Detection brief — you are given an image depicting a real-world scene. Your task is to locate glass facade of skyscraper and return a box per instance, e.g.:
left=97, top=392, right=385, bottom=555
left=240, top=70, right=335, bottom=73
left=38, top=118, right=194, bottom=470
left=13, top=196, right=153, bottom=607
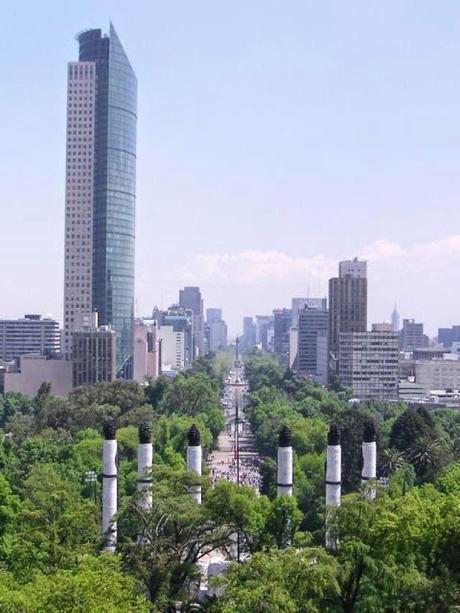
left=78, top=25, right=137, bottom=375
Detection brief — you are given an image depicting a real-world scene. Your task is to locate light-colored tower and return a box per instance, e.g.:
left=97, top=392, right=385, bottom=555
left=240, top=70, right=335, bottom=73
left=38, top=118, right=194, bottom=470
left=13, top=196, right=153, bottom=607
left=102, top=418, right=118, bottom=551
left=186, top=425, right=202, bottom=504
left=63, top=26, right=137, bottom=375
left=137, top=422, right=153, bottom=510
left=361, top=421, right=377, bottom=500
left=325, top=423, right=341, bottom=549
left=63, top=60, right=96, bottom=358
left=277, top=426, right=293, bottom=496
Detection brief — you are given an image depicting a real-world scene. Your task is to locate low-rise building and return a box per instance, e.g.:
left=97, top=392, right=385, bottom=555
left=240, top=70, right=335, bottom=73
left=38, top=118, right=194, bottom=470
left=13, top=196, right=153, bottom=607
left=0, top=314, right=60, bottom=361
left=1, top=355, right=72, bottom=397
left=415, top=359, right=460, bottom=392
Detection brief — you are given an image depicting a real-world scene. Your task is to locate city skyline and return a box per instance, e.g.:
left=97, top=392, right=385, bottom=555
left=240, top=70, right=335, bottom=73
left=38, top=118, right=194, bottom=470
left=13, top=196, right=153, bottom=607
left=3, top=2, right=460, bottom=335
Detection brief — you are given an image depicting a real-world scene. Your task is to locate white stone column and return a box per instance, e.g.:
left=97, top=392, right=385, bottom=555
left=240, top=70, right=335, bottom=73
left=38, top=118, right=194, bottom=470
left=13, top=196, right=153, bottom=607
left=325, top=423, right=341, bottom=549
left=187, top=425, right=202, bottom=504
left=362, top=421, right=377, bottom=501
left=102, top=419, right=117, bottom=552
left=137, top=422, right=153, bottom=510
left=277, top=426, right=293, bottom=496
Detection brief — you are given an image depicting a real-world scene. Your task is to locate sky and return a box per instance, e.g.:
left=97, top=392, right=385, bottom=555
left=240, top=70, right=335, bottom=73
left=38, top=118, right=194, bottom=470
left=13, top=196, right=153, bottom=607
left=2, top=1, right=460, bottom=336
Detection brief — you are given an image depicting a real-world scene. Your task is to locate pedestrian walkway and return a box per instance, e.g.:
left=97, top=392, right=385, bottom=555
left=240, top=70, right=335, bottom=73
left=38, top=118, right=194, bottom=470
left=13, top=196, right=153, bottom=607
left=208, top=367, right=261, bottom=491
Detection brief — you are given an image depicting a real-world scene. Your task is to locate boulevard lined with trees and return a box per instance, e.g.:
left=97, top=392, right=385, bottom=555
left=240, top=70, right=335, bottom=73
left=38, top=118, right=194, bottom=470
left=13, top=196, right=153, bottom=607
left=0, top=351, right=459, bottom=610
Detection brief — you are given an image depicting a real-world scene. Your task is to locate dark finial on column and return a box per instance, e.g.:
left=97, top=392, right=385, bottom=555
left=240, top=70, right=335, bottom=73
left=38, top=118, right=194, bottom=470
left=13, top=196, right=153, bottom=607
left=188, top=424, right=201, bottom=446
left=139, top=422, right=152, bottom=444
left=103, top=417, right=116, bottom=440
left=363, top=420, right=376, bottom=443
left=279, top=425, right=292, bottom=447
left=327, top=423, right=341, bottom=446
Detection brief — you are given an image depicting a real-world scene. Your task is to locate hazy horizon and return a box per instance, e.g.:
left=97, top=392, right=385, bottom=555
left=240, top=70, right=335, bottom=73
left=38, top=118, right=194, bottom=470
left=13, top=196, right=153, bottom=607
left=2, top=1, right=460, bottom=336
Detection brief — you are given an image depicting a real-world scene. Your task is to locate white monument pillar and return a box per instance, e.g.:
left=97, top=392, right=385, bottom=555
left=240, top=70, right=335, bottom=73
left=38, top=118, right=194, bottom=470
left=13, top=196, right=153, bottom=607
left=277, top=426, right=293, bottom=496
left=325, top=423, right=341, bottom=549
left=102, top=418, right=117, bottom=551
left=187, top=425, right=202, bottom=504
left=137, top=422, right=153, bottom=510
left=362, top=421, right=377, bottom=501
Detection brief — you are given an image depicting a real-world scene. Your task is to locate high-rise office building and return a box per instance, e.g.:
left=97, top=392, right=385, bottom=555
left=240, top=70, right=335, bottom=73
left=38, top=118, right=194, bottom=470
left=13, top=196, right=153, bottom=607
left=255, top=315, right=273, bottom=352
left=206, top=308, right=222, bottom=324
left=296, top=305, right=329, bottom=384
left=63, top=25, right=137, bottom=376
left=437, top=325, right=460, bottom=348
left=0, top=315, right=60, bottom=361
left=329, top=258, right=367, bottom=357
left=205, top=309, right=227, bottom=352
left=399, top=319, right=428, bottom=351
left=72, top=326, right=116, bottom=387
left=291, top=297, right=327, bottom=327
left=179, top=287, right=204, bottom=357
left=338, top=325, right=399, bottom=400
left=273, top=309, right=292, bottom=366
left=242, top=316, right=257, bottom=350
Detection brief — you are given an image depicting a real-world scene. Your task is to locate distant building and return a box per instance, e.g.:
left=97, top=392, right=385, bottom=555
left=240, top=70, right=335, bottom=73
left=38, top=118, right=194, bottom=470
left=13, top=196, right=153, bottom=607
left=438, top=325, right=460, bottom=348
left=133, top=319, right=159, bottom=383
left=296, top=305, right=329, bottom=385
left=291, top=297, right=327, bottom=327
left=204, top=309, right=228, bottom=352
left=415, top=359, right=460, bottom=392
left=399, top=319, right=428, bottom=351
left=391, top=305, right=400, bottom=332
left=338, top=327, right=399, bottom=400
left=329, top=258, right=367, bottom=357
left=273, top=309, right=292, bottom=366
left=1, top=355, right=72, bottom=397
left=0, top=315, right=60, bottom=361
left=289, top=328, right=298, bottom=369
left=157, top=325, right=185, bottom=372
left=207, top=320, right=228, bottom=352
left=255, top=316, right=273, bottom=352
left=179, top=287, right=204, bottom=357
left=72, top=325, right=116, bottom=387
left=242, top=317, right=257, bottom=350
left=206, top=309, right=222, bottom=324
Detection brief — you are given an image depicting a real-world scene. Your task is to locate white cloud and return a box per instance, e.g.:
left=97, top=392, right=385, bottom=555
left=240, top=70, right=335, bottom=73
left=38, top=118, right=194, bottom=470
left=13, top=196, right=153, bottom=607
left=182, top=250, right=335, bottom=284
left=182, top=235, right=460, bottom=285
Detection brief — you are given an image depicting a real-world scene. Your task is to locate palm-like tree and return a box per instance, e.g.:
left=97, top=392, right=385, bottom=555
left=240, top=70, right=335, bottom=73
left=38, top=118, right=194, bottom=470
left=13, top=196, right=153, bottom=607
left=406, top=434, right=444, bottom=478
left=379, top=447, right=406, bottom=477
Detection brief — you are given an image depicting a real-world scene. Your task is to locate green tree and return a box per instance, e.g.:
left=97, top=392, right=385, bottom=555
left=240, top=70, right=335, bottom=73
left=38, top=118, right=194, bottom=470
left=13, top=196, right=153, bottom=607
left=0, top=554, right=149, bottom=612
left=211, top=547, right=339, bottom=613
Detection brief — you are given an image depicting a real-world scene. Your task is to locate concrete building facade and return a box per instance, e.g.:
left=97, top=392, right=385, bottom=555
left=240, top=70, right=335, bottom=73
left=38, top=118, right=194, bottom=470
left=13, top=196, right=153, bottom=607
left=179, top=287, right=204, bottom=358
left=296, top=305, right=329, bottom=384
left=329, top=258, right=367, bottom=358
left=338, top=328, right=399, bottom=400
left=0, top=315, right=60, bottom=361
left=1, top=355, right=73, bottom=397
left=72, top=326, right=116, bottom=387
left=415, top=360, right=460, bottom=392
left=399, top=319, right=428, bottom=351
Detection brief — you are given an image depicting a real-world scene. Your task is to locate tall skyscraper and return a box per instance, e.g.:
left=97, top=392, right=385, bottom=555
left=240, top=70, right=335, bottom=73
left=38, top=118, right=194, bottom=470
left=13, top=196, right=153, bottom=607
left=179, top=287, right=204, bottom=357
left=296, top=305, right=329, bottom=384
left=329, top=258, right=367, bottom=358
left=273, top=309, right=292, bottom=366
left=63, top=25, right=137, bottom=376
left=391, top=305, right=400, bottom=332
left=242, top=316, right=257, bottom=350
